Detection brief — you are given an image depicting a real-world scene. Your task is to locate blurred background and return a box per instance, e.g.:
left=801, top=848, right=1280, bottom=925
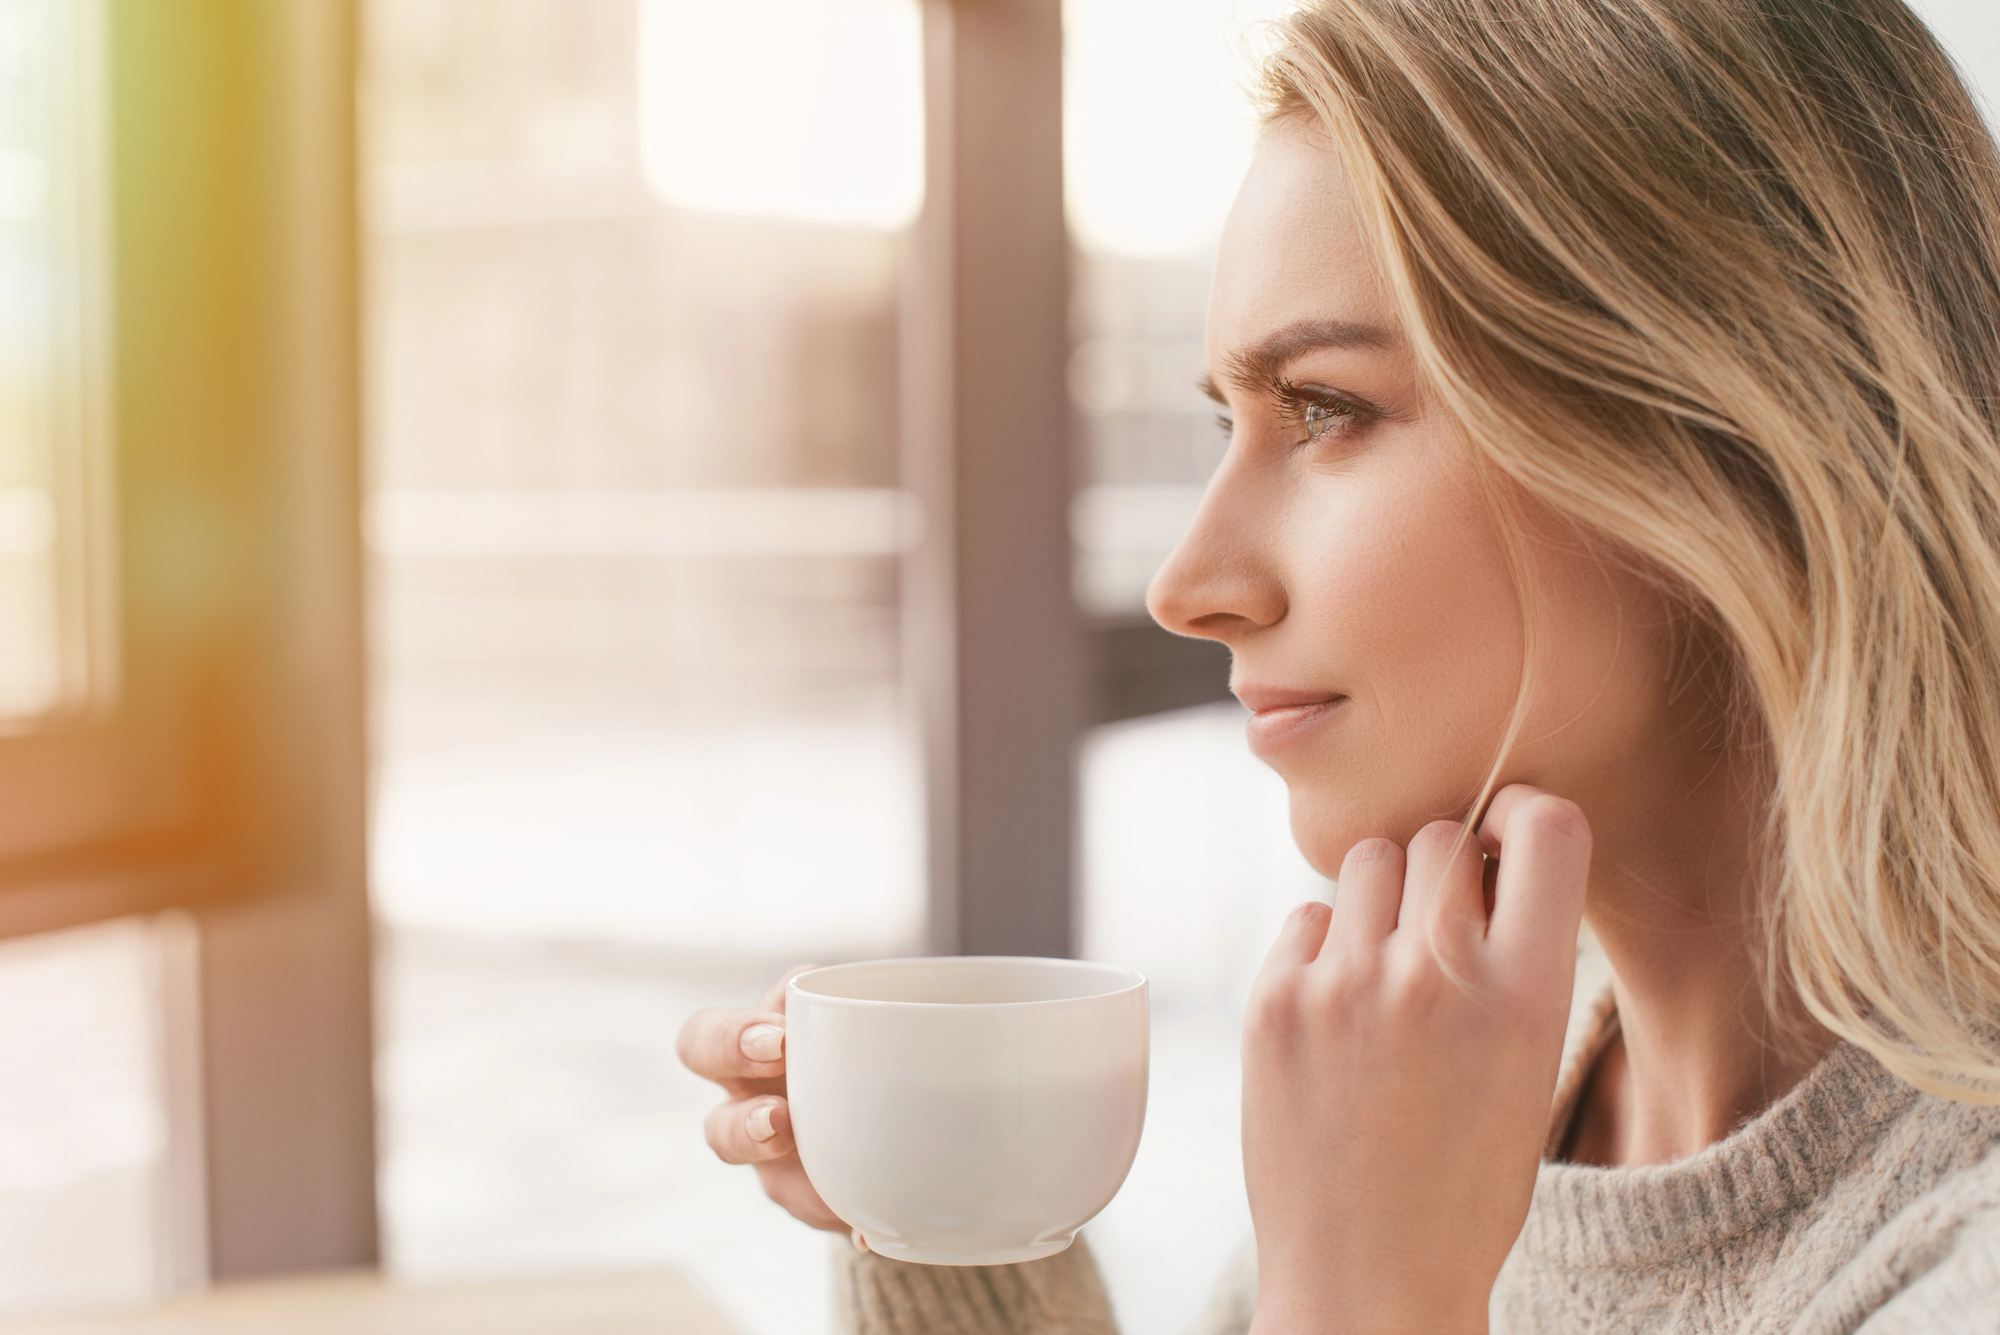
left=0, top=2, right=1997, bottom=1333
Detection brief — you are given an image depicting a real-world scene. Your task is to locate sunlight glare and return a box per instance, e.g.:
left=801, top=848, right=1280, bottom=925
left=1065, top=0, right=1292, bottom=258
left=637, top=0, right=924, bottom=231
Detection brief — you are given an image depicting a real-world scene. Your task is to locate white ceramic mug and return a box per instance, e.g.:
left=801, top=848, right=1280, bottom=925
left=785, top=955, right=1149, bottom=1266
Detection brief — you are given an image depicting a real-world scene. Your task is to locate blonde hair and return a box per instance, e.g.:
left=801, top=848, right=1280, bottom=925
left=1261, top=0, right=2000, bottom=1100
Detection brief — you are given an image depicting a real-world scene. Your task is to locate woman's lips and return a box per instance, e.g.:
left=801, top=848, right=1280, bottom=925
left=1237, top=688, right=1348, bottom=756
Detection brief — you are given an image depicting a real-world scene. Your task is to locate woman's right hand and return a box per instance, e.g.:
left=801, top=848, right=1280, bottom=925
left=676, top=965, right=853, bottom=1237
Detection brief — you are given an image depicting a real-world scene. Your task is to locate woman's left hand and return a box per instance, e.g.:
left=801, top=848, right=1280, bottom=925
left=1242, top=784, right=1592, bottom=1335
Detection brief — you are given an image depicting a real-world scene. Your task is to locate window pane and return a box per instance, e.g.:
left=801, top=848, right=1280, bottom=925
left=637, top=0, right=922, bottom=230
left=1065, top=0, right=1286, bottom=618
left=0, top=917, right=191, bottom=1315
left=363, top=3, right=921, bottom=1331
left=0, top=0, right=112, bottom=724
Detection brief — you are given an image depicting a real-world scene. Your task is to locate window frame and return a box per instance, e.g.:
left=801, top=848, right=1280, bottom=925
left=0, top=0, right=378, bottom=1283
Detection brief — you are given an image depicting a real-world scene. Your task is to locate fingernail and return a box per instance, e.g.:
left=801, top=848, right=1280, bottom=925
left=740, top=1023, right=785, bottom=1062
left=747, top=1102, right=779, bottom=1142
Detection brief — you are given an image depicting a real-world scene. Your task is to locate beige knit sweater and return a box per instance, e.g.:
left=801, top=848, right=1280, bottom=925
left=831, top=951, right=2000, bottom=1334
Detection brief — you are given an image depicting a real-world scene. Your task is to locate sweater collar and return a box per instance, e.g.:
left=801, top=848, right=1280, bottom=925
left=1522, top=1011, right=1915, bottom=1270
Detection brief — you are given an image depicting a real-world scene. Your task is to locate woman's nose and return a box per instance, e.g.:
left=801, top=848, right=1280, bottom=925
left=1145, top=472, right=1287, bottom=643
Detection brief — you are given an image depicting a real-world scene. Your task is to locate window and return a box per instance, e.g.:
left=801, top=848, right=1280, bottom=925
left=0, top=0, right=374, bottom=1308
left=363, top=3, right=922, bottom=1329
left=0, top=0, right=113, bottom=726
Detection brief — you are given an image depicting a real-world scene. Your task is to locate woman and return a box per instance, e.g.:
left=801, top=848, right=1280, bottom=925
left=678, top=0, right=2000, bottom=1329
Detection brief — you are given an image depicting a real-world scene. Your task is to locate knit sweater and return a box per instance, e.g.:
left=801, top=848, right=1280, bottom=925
left=832, top=950, right=2000, bottom=1334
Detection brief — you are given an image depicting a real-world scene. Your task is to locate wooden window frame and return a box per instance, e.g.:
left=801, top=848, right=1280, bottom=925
left=0, top=0, right=376, bottom=1283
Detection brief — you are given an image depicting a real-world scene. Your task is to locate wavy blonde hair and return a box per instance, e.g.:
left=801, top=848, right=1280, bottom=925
left=1261, top=0, right=2000, bottom=1100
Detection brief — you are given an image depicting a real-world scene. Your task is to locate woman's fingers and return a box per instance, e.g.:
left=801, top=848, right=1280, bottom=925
left=1328, top=837, right=1405, bottom=945
left=704, top=1095, right=797, bottom=1165
left=1241, top=793, right=1591, bottom=1327
left=681, top=967, right=846, bottom=1237
left=1310, top=797, right=1584, bottom=973
left=1262, top=899, right=1334, bottom=970
left=1477, top=784, right=1592, bottom=969
left=676, top=1007, right=788, bottom=1084
left=753, top=1157, right=848, bottom=1233
left=1399, top=819, right=1487, bottom=942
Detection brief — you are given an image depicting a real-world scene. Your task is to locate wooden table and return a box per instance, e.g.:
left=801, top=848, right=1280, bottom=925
left=0, top=1270, right=742, bottom=1335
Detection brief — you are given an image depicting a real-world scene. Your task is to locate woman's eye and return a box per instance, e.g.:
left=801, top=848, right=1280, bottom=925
left=1214, top=412, right=1235, bottom=439
left=1276, top=382, right=1373, bottom=448
left=1302, top=402, right=1341, bottom=438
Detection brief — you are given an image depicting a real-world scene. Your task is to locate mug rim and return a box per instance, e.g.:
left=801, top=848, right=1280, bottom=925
left=787, top=954, right=1146, bottom=1010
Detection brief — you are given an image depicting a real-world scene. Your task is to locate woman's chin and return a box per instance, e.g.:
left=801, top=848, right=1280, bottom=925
left=1285, top=796, right=1384, bottom=881
left=1284, top=786, right=1479, bottom=879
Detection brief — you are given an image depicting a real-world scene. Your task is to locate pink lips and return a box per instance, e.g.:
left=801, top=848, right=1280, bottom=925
left=1235, top=685, right=1348, bottom=757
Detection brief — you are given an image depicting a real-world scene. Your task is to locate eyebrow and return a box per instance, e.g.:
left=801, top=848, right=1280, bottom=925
left=1199, top=318, right=1398, bottom=404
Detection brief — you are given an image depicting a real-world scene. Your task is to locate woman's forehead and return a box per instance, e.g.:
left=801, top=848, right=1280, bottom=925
left=1207, top=131, right=1398, bottom=367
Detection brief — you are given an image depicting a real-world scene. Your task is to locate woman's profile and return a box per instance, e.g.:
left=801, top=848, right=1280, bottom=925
left=679, top=1, right=2000, bottom=1329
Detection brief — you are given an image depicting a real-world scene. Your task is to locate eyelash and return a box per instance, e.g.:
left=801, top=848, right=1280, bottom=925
left=1276, top=379, right=1371, bottom=444
left=1211, top=380, right=1376, bottom=447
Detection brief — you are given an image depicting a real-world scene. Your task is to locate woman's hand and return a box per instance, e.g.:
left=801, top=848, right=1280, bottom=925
left=1242, top=785, right=1591, bottom=1335
left=676, top=966, right=854, bottom=1240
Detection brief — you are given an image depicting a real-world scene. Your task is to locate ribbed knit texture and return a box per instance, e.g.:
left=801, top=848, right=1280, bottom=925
left=1490, top=1040, right=2000, bottom=1333
left=833, top=950, right=2000, bottom=1334
left=833, top=1233, right=1117, bottom=1334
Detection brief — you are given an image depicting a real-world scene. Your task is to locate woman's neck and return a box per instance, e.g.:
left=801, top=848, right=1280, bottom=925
left=1562, top=964, right=1830, bottom=1168
left=1559, top=743, right=1834, bottom=1168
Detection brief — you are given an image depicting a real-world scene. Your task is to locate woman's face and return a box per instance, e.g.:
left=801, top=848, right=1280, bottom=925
left=1149, top=128, right=1686, bottom=875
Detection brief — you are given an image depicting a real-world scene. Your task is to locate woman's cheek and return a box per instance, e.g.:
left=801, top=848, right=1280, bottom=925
left=1280, top=700, right=1515, bottom=877
left=1275, top=472, right=1526, bottom=869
